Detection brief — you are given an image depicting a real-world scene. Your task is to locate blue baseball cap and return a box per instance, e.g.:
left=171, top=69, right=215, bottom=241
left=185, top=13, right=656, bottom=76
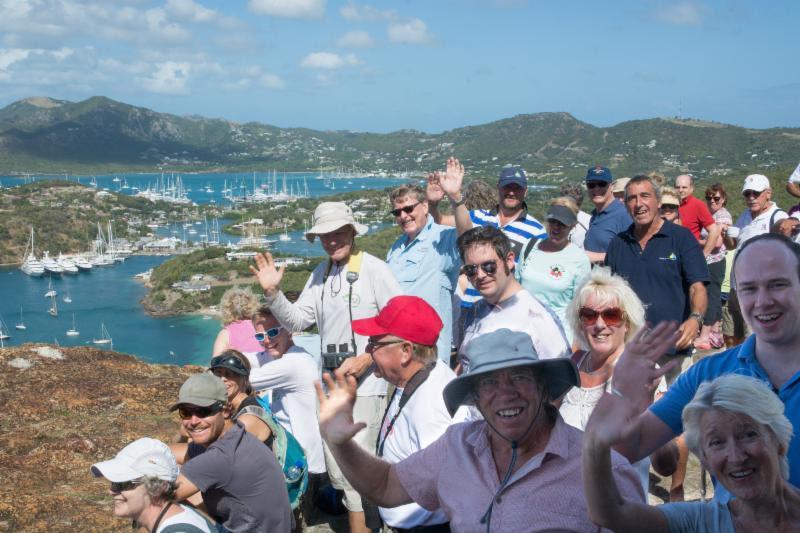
left=585, top=166, right=613, bottom=184
left=498, top=165, right=527, bottom=188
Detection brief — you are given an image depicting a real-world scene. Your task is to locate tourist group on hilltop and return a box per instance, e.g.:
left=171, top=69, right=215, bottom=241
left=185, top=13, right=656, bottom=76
left=92, top=159, right=800, bottom=532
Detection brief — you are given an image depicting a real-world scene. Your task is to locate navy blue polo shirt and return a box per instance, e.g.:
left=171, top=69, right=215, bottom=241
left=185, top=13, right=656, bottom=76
left=584, top=200, right=633, bottom=253
left=605, top=220, right=709, bottom=335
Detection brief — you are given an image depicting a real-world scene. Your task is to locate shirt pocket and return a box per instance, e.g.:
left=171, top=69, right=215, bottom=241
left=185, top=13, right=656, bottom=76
left=396, top=246, right=427, bottom=283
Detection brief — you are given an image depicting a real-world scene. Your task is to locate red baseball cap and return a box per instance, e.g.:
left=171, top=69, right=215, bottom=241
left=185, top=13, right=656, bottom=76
left=352, top=296, right=442, bottom=347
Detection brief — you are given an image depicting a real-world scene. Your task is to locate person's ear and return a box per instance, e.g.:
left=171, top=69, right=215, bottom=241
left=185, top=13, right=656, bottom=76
left=400, top=342, right=414, bottom=365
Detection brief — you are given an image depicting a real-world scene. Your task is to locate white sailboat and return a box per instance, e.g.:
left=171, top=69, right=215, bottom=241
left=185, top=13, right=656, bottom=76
left=66, top=314, right=79, bottom=336
left=48, top=294, right=58, bottom=317
left=0, top=316, right=10, bottom=340
left=93, top=323, right=112, bottom=345
left=15, top=307, right=26, bottom=330
left=44, top=278, right=57, bottom=298
left=279, top=223, right=291, bottom=242
left=63, top=291, right=72, bottom=304
left=20, top=227, right=45, bottom=277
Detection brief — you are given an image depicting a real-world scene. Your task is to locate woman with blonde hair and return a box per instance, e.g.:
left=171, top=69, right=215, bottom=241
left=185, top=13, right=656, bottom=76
left=212, top=287, right=263, bottom=358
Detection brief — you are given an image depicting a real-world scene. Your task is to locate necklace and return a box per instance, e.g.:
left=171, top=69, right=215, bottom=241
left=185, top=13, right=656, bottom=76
left=329, top=263, right=342, bottom=297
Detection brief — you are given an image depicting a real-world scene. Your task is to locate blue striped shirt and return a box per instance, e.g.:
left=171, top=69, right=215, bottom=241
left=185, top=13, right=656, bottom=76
left=469, top=204, right=546, bottom=263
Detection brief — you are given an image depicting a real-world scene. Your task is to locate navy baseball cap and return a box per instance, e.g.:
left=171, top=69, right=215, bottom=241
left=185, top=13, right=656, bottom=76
left=585, top=166, right=613, bottom=184
left=498, top=165, right=527, bottom=188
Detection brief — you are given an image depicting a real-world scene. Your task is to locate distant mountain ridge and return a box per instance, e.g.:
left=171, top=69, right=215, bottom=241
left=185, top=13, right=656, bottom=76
left=1, top=95, right=798, bottom=178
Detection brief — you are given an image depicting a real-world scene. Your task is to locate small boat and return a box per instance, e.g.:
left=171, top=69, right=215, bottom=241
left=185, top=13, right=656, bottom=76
left=92, top=323, right=112, bottom=345
left=15, top=307, right=26, bottom=330
left=66, top=314, right=79, bottom=336
left=279, top=223, right=291, bottom=242
left=63, top=291, right=73, bottom=304
left=0, top=317, right=10, bottom=340
left=44, top=279, right=57, bottom=298
left=48, top=294, right=58, bottom=317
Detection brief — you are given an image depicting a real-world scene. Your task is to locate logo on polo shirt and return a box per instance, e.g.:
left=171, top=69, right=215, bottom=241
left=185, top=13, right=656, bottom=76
left=658, top=252, right=678, bottom=261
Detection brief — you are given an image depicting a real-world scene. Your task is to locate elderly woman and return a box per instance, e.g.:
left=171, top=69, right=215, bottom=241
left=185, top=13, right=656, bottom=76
left=659, top=187, right=681, bottom=225
left=517, top=201, right=591, bottom=343
left=91, top=437, right=215, bottom=532
left=212, top=287, right=263, bottom=359
left=584, top=371, right=800, bottom=531
left=317, top=328, right=644, bottom=531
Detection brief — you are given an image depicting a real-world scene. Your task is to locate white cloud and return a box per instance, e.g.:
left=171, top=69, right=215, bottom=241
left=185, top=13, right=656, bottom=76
left=166, top=0, right=216, bottom=23
left=655, top=2, right=707, bottom=26
left=140, top=61, right=192, bottom=94
left=336, top=30, right=374, bottom=48
left=0, top=48, right=31, bottom=70
left=388, top=19, right=432, bottom=45
left=340, top=2, right=397, bottom=21
left=259, top=73, right=285, bottom=89
left=301, top=51, right=359, bottom=69
left=248, top=0, right=325, bottom=20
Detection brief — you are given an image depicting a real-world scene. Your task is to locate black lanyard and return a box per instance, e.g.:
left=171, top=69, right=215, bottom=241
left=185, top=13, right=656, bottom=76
left=376, top=363, right=434, bottom=457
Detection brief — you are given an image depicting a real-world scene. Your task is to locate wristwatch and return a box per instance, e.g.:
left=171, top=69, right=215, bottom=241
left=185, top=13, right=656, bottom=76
left=449, top=195, right=466, bottom=208
left=689, top=312, right=704, bottom=328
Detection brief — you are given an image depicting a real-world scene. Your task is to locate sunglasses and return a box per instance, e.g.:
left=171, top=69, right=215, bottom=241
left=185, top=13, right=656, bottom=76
left=254, top=326, right=284, bottom=342
left=110, top=479, right=142, bottom=493
left=178, top=402, right=223, bottom=420
left=390, top=202, right=421, bottom=217
left=366, top=339, right=405, bottom=352
left=743, top=190, right=763, bottom=198
left=586, top=181, right=609, bottom=190
left=705, top=195, right=723, bottom=202
left=463, top=260, right=498, bottom=278
left=578, top=307, right=625, bottom=327
left=209, top=355, right=248, bottom=374
left=660, top=204, right=678, bottom=211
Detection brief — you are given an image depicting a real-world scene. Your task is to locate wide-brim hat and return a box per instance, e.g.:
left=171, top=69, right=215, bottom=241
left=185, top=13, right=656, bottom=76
left=91, top=437, right=179, bottom=482
left=306, top=202, right=369, bottom=242
left=443, top=329, right=578, bottom=416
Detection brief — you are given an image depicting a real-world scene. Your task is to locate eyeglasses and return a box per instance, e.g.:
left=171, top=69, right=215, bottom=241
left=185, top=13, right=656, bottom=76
left=743, top=190, right=763, bottom=198
left=209, top=355, right=249, bottom=374
left=390, top=202, right=421, bottom=217
left=366, top=339, right=405, bottom=352
left=705, top=195, right=723, bottom=202
left=463, top=260, right=498, bottom=278
left=178, top=403, right=223, bottom=420
left=254, top=326, right=284, bottom=342
left=110, top=479, right=143, bottom=493
left=578, top=307, right=625, bottom=327
left=660, top=205, right=678, bottom=211
left=586, top=181, right=609, bottom=190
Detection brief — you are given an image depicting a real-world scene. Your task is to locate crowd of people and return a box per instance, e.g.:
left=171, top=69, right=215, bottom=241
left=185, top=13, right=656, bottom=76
left=91, top=159, right=800, bottom=532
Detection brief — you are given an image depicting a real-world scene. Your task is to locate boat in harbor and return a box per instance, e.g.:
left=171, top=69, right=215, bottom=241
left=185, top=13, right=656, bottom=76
left=74, top=256, right=93, bottom=271
left=41, top=251, right=64, bottom=276
left=279, top=223, right=291, bottom=242
left=44, top=279, right=57, bottom=298
left=92, top=323, right=112, bottom=346
left=57, top=253, right=79, bottom=275
left=15, top=307, right=26, bottom=330
left=66, top=314, right=79, bottom=336
left=20, top=227, right=45, bottom=277
left=0, top=316, right=10, bottom=340
left=63, top=291, right=73, bottom=304
left=48, top=294, right=58, bottom=317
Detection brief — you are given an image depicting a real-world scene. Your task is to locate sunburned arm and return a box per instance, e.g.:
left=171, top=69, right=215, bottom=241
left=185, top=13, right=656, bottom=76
left=238, top=413, right=273, bottom=443
left=170, top=442, right=189, bottom=465
left=175, top=473, right=201, bottom=502
left=701, top=223, right=721, bottom=257
left=327, top=439, right=413, bottom=507
left=211, top=329, right=228, bottom=357
left=612, top=410, right=677, bottom=463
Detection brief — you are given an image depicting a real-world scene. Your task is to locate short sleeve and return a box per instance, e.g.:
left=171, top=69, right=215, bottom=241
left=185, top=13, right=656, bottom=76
left=677, top=230, right=709, bottom=285
left=697, top=202, right=715, bottom=229
left=789, top=163, right=800, bottom=184
left=658, top=501, right=733, bottom=532
left=611, top=454, right=646, bottom=503
left=394, top=427, right=450, bottom=510
left=181, top=447, right=230, bottom=493
left=649, top=364, right=703, bottom=434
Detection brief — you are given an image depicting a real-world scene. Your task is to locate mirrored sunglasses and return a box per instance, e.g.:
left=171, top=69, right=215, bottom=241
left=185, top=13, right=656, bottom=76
left=578, top=307, right=625, bottom=327
left=110, top=479, right=143, bottom=493
left=463, top=260, right=498, bottom=278
left=209, top=355, right=248, bottom=374
left=254, top=326, right=284, bottom=342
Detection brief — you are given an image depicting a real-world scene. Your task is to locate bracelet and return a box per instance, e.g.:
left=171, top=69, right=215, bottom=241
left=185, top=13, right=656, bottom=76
left=449, top=196, right=466, bottom=208
left=689, top=312, right=704, bottom=328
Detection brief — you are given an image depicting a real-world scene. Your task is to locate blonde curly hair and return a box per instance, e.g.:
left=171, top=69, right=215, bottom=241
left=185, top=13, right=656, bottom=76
left=219, top=287, right=261, bottom=325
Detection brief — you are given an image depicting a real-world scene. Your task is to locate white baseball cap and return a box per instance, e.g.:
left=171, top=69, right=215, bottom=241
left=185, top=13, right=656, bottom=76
left=91, top=438, right=179, bottom=482
left=742, top=174, right=770, bottom=193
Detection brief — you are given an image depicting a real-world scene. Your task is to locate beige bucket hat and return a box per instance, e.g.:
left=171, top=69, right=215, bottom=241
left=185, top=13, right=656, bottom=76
left=305, top=202, right=369, bottom=242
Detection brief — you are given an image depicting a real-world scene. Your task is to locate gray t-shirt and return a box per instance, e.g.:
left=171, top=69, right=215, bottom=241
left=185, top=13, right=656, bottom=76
left=183, top=422, right=292, bottom=532
left=659, top=500, right=734, bottom=532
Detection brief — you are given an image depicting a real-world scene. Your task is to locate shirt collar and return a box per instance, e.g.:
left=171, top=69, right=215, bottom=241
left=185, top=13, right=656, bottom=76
left=490, top=202, right=529, bottom=222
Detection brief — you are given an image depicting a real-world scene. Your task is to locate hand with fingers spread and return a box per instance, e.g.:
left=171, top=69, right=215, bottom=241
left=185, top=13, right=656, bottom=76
left=315, top=371, right=366, bottom=446
left=439, top=157, right=465, bottom=201
left=611, top=321, right=681, bottom=412
left=426, top=171, right=445, bottom=205
left=249, top=252, right=285, bottom=297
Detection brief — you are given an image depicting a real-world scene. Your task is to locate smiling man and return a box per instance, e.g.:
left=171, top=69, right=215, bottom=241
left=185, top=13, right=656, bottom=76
left=315, top=328, right=643, bottom=531
left=386, top=183, right=461, bottom=362
left=583, top=166, right=633, bottom=264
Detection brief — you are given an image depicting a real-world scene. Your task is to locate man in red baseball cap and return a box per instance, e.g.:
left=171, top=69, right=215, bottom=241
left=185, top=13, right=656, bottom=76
left=348, top=295, right=465, bottom=532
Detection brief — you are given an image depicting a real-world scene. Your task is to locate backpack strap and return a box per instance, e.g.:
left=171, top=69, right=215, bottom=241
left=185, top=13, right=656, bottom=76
left=522, top=237, right=540, bottom=263
left=236, top=404, right=287, bottom=462
left=769, top=208, right=787, bottom=230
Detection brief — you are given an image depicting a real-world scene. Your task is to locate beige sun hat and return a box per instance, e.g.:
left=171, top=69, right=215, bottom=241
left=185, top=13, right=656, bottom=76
left=305, top=202, right=369, bottom=243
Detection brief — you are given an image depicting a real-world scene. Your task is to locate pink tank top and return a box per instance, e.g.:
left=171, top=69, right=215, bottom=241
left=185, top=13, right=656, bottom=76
left=224, top=320, right=263, bottom=353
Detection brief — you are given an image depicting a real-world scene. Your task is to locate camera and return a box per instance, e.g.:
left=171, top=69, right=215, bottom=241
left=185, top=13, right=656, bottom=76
left=322, top=343, right=356, bottom=371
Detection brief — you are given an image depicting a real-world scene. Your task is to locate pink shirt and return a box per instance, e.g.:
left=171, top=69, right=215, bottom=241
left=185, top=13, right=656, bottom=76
left=225, top=320, right=263, bottom=353
left=395, top=416, right=643, bottom=532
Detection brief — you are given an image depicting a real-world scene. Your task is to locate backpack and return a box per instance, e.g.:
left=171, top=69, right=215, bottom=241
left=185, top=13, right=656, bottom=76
left=236, top=400, right=309, bottom=509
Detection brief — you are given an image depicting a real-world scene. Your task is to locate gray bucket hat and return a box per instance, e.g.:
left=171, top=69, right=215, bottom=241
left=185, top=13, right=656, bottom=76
left=305, top=202, right=369, bottom=243
left=443, top=329, right=578, bottom=416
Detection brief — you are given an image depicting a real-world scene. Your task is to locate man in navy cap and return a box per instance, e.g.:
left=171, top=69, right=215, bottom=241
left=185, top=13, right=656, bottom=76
left=583, top=166, right=632, bottom=264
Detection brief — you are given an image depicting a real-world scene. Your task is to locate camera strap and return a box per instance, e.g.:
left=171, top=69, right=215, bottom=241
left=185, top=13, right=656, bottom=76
left=375, top=362, right=434, bottom=457
left=320, top=251, right=364, bottom=356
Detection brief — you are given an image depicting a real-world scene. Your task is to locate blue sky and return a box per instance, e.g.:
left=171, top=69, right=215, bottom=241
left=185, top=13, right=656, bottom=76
left=0, top=0, right=798, bottom=133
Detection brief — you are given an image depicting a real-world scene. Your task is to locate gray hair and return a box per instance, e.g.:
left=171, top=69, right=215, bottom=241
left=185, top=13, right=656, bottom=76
left=142, top=475, right=178, bottom=504
left=683, top=374, right=793, bottom=480
left=389, top=183, right=426, bottom=204
left=219, top=287, right=261, bottom=325
left=624, top=174, right=662, bottom=203
left=566, top=266, right=646, bottom=349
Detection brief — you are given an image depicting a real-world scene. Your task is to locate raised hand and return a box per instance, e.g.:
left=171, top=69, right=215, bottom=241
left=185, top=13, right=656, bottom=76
left=315, top=371, right=366, bottom=446
left=426, top=171, right=445, bottom=204
left=611, top=321, right=680, bottom=413
left=249, top=252, right=285, bottom=297
left=439, top=157, right=465, bottom=200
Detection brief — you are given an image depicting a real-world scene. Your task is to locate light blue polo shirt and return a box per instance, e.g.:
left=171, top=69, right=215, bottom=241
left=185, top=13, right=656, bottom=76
left=387, top=215, right=461, bottom=361
left=650, top=334, right=800, bottom=501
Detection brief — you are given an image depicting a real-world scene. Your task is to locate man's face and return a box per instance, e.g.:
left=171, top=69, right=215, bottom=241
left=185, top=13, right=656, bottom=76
left=254, top=313, right=291, bottom=358
left=463, top=242, right=515, bottom=304
left=366, top=335, right=407, bottom=386
left=625, top=181, right=660, bottom=227
left=586, top=180, right=612, bottom=210
left=178, top=403, right=226, bottom=447
left=675, top=175, right=694, bottom=201
left=319, top=225, right=355, bottom=263
left=734, top=240, right=800, bottom=347
left=497, top=183, right=527, bottom=212
left=743, top=188, right=770, bottom=217
left=475, top=366, right=545, bottom=442
left=392, top=195, right=429, bottom=240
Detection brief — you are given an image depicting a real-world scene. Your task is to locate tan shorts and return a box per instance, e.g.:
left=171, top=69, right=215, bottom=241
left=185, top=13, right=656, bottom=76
left=722, top=289, right=751, bottom=339
left=323, top=394, right=386, bottom=513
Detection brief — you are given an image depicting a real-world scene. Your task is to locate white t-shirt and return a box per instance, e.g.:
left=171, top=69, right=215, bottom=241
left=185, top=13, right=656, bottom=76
left=249, top=345, right=326, bottom=474
left=156, top=504, right=214, bottom=532
left=458, top=289, right=571, bottom=373
left=378, top=361, right=467, bottom=528
left=569, top=210, right=591, bottom=249
left=789, top=162, right=800, bottom=184
left=264, top=252, right=401, bottom=396
left=734, top=203, right=788, bottom=250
